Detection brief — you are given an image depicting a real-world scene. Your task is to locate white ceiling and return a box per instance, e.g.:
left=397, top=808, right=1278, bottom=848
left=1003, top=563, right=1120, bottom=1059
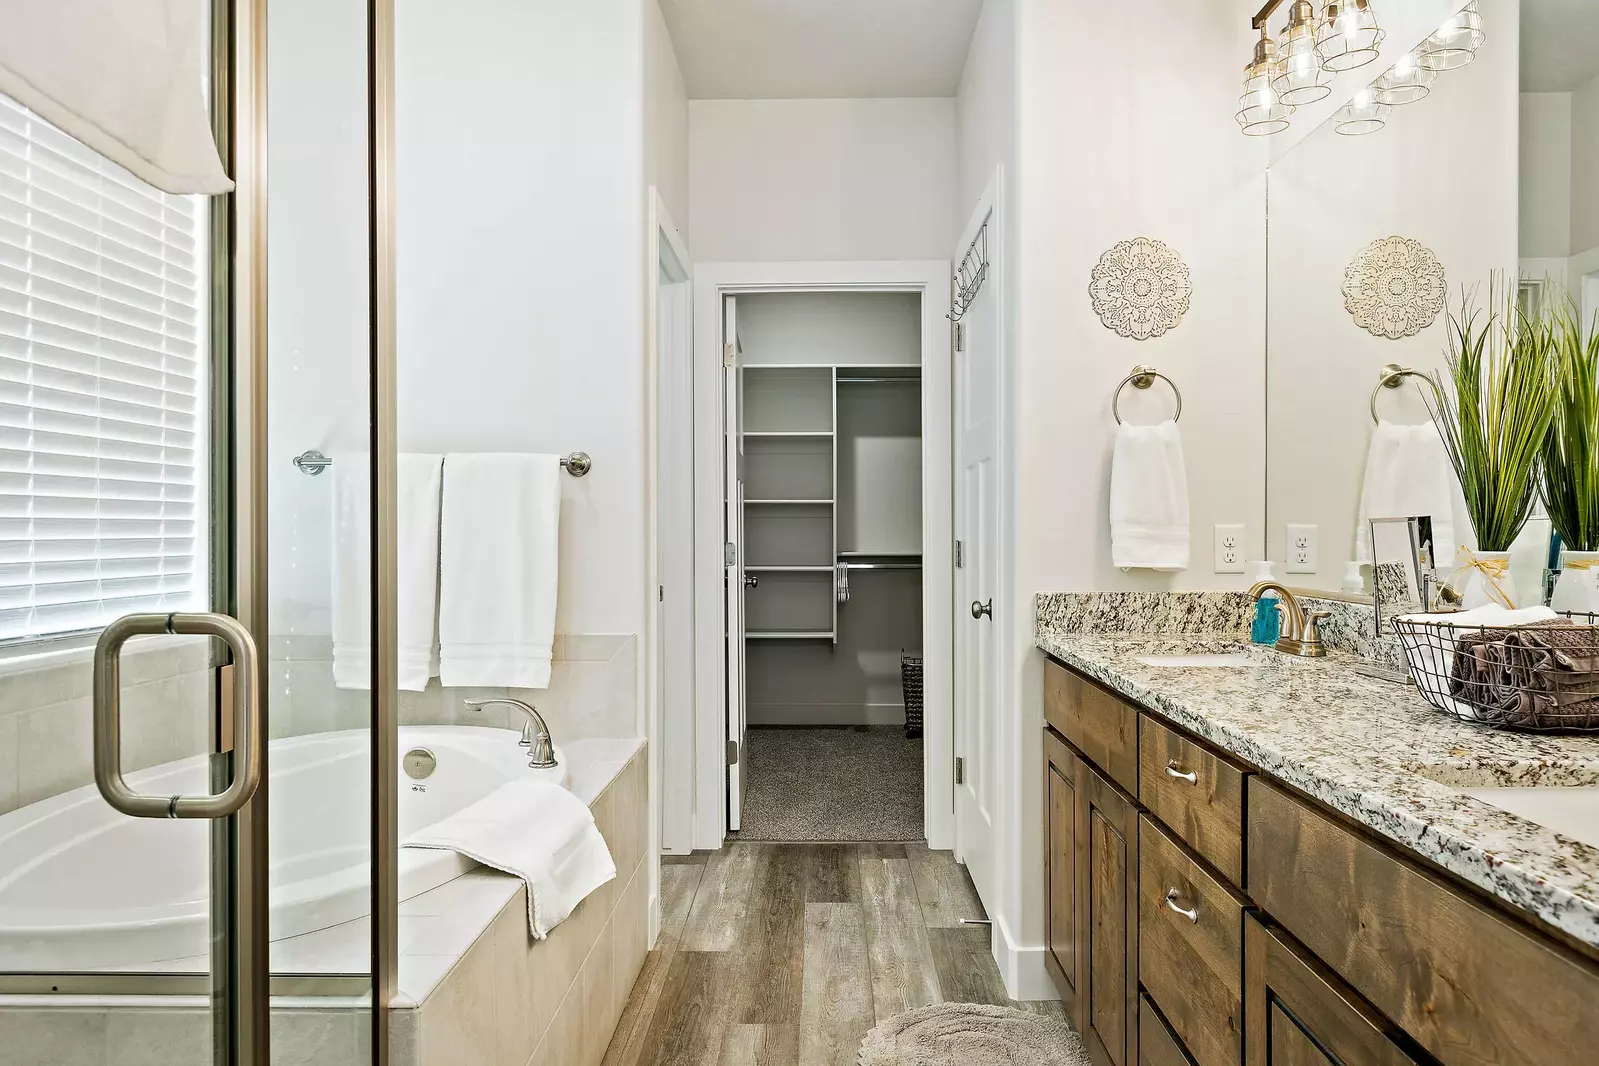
left=1521, top=0, right=1599, bottom=92
left=658, top=0, right=986, bottom=100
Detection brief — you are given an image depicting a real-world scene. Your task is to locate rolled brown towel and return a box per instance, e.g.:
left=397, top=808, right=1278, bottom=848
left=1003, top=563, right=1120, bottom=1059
left=1451, top=620, right=1599, bottom=729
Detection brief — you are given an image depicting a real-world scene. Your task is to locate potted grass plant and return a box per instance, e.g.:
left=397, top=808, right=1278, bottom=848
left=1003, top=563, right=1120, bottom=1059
left=1542, top=297, right=1599, bottom=613
left=1427, top=278, right=1556, bottom=609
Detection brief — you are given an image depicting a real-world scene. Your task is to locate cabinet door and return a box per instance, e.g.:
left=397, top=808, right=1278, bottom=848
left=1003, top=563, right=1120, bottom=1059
left=1081, top=759, right=1139, bottom=1066
left=1244, top=915, right=1418, bottom=1066
left=1045, top=729, right=1082, bottom=1011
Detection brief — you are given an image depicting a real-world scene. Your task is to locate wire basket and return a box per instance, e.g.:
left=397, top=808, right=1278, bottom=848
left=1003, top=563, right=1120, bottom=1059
left=901, top=654, right=924, bottom=740
left=1393, top=613, right=1599, bottom=733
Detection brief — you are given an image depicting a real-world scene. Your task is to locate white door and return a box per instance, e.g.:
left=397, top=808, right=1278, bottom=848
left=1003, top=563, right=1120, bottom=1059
left=954, top=213, right=1000, bottom=909
left=723, top=295, right=749, bottom=832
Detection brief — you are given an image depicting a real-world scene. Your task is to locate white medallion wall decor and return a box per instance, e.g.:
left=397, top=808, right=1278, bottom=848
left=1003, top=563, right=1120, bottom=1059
left=1089, top=237, right=1192, bottom=341
left=1342, top=236, right=1447, bottom=340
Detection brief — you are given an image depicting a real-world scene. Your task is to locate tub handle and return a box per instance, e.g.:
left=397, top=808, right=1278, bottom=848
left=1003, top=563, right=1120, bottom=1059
left=93, top=613, right=262, bottom=819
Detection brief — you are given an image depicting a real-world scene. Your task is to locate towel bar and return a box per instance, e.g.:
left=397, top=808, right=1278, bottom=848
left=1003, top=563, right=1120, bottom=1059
left=292, top=450, right=593, bottom=477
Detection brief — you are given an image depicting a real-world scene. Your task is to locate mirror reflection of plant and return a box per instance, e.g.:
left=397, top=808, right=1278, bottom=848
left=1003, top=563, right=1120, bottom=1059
left=1425, top=276, right=1556, bottom=553
left=1542, top=297, right=1599, bottom=553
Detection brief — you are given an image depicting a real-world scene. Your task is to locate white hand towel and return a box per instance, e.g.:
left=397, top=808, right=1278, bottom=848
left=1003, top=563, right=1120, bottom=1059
left=1110, top=420, right=1190, bottom=571
left=1356, top=421, right=1459, bottom=565
left=0, top=0, right=233, bottom=194
left=403, top=779, right=616, bottom=939
left=332, top=454, right=444, bottom=691
left=439, top=454, right=562, bottom=688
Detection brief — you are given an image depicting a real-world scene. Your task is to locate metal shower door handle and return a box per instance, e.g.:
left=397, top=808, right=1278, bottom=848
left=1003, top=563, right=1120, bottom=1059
left=971, top=599, right=992, bottom=619
left=93, top=613, right=261, bottom=819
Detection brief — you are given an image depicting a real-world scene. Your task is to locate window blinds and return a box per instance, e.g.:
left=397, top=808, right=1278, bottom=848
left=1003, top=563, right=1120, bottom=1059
left=0, top=94, right=208, bottom=641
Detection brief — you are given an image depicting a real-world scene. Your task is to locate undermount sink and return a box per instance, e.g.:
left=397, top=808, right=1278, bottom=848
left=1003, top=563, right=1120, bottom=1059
left=1135, top=653, right=1257, bottom=668
left=1457, top=787, right=1599, bottom=851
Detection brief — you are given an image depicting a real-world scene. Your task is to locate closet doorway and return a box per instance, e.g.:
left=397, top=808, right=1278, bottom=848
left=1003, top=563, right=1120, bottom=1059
left=691, top=262, right=952, bottom=850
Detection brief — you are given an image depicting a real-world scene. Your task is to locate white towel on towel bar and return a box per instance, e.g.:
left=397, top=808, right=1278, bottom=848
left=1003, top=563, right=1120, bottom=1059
left=402, top=779, right=615, bottom=939
left=438, top=453, right=562, bottom=688
left=1355, top=420, right=1460, bottom=565
left=1109, top=420, right=1190, bottom=571
left=332, top=453, right=444, bottom=691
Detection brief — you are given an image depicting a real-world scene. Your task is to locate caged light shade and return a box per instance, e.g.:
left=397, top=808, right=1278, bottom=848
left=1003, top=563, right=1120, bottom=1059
left=1375, top=49, right=1437, bottom=106
left=1317, top=0, right=1385, bottom=73
left=1273, top=0, right=1332, bottom=106
left=1334, top=86, right=1391, bottom=136
left=1237, top=29, right=1294, bottom=136
left=1420, top=2, right=1485, bottom=72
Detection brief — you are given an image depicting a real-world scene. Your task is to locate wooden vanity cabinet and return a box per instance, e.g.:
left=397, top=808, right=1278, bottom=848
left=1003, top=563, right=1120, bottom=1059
left=1045, top=728, right=1083, bottom=1016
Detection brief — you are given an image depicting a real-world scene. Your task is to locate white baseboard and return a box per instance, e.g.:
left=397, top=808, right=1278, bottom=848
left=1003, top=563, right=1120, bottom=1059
left=647, top=891, right=660, bottom=947
left=994, top=914, right=1060, bottom=1003
left=747, top=702, right=907, bottom=727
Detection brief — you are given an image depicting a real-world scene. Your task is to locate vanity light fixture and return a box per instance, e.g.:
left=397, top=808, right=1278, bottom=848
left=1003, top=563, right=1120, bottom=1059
left=1375, top=49, right=1437, bottom=106
left=1419, top=1, right=1485, bottom=72
left=1316, top=0, right=1384, bottom=73
left=1237, top=28, right=1294, bottom=136
left=1273, top=1, right=1332, bottom=106
left=1334, top=86, right=1390, bottom=136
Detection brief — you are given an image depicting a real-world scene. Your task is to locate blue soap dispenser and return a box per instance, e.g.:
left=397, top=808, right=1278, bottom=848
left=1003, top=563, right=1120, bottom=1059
left=1248, top=561, right=1281, bottom=645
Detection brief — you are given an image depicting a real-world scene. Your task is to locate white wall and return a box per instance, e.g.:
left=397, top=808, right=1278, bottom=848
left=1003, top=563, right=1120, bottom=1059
left=396, top=0, right=647, bottom=639
left=957, top=0, right=1016, bottom=224
left=645, top=0, right=689, bottom=231
left=688, top=97, right=957, bottom=262
left=1573, top=72, right=1599, bottom=258
left=998, top=0, right=1267, bottom=999
left=1267, top=4, right=1519, bottom=586
left=1521, top=92, right=1573, bottom=259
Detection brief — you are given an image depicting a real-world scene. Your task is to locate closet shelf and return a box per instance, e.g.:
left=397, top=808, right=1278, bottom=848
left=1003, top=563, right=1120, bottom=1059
left=746, top=499, right=833, bottom=506
left=742, top=430, right=833, bottom=438
left=837, top=550, right=922, bottom=558
left=746, top=630, right=835, bottom=640
left=746, top=565, right=834, bottom=572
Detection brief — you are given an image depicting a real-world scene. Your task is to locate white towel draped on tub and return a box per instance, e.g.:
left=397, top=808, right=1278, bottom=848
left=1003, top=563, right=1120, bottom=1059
left=439, top=453, right=562, bottom=688
left=1110, top=420, right=1190, bottom=571
left=1356, top=420, right=1459, bottom=565
left=332, top=453, right=444, bottom=691
left=403, top=780, right=615, bottom=939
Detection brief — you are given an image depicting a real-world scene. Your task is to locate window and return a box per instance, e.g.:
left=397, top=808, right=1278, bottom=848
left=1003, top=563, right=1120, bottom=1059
left=0, top=94, right=209, bottom=642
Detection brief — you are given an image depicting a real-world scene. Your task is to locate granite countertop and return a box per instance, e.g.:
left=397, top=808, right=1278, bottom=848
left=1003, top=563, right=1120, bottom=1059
left=1035, top=593, right=1599, bottom=950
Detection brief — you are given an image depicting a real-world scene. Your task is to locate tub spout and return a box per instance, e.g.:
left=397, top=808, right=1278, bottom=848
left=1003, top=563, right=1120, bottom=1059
left=462, top=698, right=558, bottom=769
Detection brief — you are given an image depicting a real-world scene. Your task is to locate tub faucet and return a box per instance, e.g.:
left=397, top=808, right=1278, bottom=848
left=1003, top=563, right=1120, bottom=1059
left=462, top=698, right=558, bottom=769
left=1248, top=581, right=1331, bottom=658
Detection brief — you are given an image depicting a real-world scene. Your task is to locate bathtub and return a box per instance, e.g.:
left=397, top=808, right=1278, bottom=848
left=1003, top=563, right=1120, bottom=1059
left=0, top=726, right=570, bottom=971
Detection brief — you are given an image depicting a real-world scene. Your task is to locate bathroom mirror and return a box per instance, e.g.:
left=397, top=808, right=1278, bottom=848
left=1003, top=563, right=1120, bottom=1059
left=1264, top=0, right=1589, bottom=606
left=1369, top=516, right=1426, bottom=629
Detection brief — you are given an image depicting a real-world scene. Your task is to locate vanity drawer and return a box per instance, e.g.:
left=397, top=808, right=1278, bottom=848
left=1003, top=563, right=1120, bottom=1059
left=1248, top=779, right=1599, bottom=1066
left=1139, top=714, right=1248, bottom=885
left=1044, top=659, right=1138, bottom=793
left=1139, top=815, right=1245, bottom=1066
left=1139, top=995, right=1195, bottom=1066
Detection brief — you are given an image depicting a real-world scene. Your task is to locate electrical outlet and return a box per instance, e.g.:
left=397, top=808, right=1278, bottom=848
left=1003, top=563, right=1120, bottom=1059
left=1214, top=524, right=1246, bottom=574
left=1286, top=523, right=1318, bottom=574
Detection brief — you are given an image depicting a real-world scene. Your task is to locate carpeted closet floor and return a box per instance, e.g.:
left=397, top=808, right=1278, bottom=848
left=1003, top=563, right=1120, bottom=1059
left=736, top=726, right=923, bottom=842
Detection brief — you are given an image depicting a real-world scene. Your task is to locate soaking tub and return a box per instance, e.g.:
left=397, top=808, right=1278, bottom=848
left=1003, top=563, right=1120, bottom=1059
left=0, top=726, right=570, bottom=971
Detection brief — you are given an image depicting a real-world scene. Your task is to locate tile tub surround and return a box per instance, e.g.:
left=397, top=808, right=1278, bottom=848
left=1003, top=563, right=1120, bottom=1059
left=0, top=739, right=647, bottom=1066
left=1034, top=612, right=1599, bottom=950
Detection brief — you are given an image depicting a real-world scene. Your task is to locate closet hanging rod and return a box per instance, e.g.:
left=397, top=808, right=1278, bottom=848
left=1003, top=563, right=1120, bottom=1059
left=839, top=562, right=922, bottom=570
left=291, top=449, right=593, bottom=477
left=835, top=376, right=922, bottom=384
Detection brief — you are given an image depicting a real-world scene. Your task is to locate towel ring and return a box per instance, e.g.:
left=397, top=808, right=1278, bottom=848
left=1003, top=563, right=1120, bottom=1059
left=1112, top=365, right=1182, bottom=425
left=1369, top=364, right=1441, bottom=425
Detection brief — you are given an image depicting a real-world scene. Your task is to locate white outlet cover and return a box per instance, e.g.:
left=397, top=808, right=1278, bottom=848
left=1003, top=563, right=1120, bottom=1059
left=1214, top=524, right=1246, bottom=574
left=1286, top=523, right=1318, bottom=574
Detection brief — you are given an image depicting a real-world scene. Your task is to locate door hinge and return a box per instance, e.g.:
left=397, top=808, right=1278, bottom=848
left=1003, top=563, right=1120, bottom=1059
left=725, top=542, right=737, bottom=566
left=659, top=584, right=664, bottom=602
left=954, top=322, right=966, bottom=352
left=955, top=539, right=964, bottom=568
left=955, top=756, right=965, bottom=785
left=723, top=342, right=736, bottom=368
left=727, top=740, right=740, bottom=766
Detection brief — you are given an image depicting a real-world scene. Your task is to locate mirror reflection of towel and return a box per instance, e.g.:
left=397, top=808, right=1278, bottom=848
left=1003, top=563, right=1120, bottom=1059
left=1356, top=421, right=1457, bottom=564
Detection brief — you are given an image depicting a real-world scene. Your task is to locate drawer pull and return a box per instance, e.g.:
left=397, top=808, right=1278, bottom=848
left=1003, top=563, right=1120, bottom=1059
left=1164, top=761, right=1198, bottom=784
left=1164, top=888, right=1199, bottom=923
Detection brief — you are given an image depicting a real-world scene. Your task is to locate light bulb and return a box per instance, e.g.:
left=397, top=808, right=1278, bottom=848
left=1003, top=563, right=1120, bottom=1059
left=1420, top=2, right=1485, bottom=71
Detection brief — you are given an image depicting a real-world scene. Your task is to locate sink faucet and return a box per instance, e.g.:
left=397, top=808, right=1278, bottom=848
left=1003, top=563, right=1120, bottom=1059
left=1248, top=581, right=1331, bottom=658
left=462, top=697, right=558, bottom=769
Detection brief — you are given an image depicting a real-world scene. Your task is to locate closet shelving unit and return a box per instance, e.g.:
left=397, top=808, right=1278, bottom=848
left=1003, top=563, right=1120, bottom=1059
left=741, top=362, right=922, bottom=643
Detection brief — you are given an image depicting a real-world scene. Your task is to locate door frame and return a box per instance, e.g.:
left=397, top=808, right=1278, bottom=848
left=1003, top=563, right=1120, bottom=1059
left=688, top=260, right=953, bottom=851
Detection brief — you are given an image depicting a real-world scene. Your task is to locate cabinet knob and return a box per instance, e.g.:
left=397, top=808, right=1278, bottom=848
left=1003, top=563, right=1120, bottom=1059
left=971, top=599, right=992, bottom=620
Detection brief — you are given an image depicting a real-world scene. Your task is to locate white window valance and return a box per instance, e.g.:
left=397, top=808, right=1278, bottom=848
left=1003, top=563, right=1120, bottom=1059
left=0, top=0, right=232, bottom=196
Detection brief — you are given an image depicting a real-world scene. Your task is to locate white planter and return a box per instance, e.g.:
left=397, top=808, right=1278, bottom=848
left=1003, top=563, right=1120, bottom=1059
left=1458, top=550, right=1520, bottom=610
left=1551, top=550, right=1599, bottom=615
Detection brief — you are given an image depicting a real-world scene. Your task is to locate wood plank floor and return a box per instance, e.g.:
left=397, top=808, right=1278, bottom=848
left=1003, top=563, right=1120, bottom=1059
left=602, top=843, right=1066, bottom=1066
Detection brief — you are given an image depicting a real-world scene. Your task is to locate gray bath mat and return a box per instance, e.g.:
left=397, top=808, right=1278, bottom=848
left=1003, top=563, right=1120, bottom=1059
left=858, top=1003, right=1090, bottom=1066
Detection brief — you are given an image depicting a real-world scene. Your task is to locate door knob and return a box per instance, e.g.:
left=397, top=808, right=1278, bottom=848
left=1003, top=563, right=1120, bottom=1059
left=971, top=599, right=992, bottom=619
left=744, top=574, right=759, bottom=588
